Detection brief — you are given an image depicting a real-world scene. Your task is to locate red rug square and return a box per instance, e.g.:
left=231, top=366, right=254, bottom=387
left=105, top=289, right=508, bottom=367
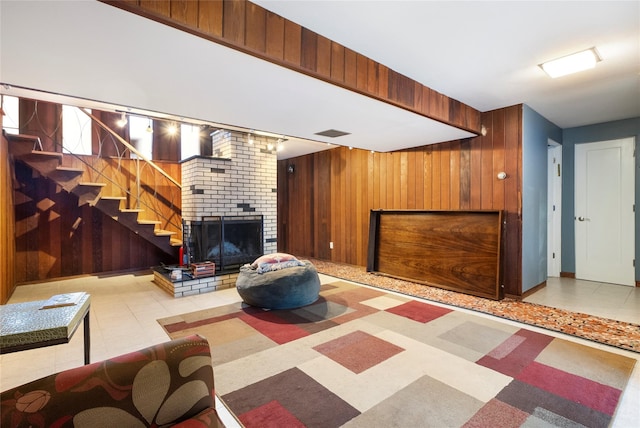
left=239, top=400, right=305, bottom=428
left=313, top=330, right=404, bottom=373
left=239, top=311, right=310, bottom=344
left=517, top=362, right=622, bottom=416
left=463, top=398, right=529, bottom=428
left=386, top=300, right=452, bottom=323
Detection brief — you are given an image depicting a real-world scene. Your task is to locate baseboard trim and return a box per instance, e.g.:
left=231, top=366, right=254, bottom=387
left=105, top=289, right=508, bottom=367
left=522, top=280, right=546, bottom=298
left=560, top=271, right=576, bottom=278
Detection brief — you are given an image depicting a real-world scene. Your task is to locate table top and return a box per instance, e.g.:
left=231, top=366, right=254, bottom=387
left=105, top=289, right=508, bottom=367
left=0, top=293, right=91, bottom=348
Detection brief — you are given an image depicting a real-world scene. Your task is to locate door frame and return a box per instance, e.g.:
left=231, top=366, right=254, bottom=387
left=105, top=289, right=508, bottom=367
left=547, top=140, right=562, bottom=277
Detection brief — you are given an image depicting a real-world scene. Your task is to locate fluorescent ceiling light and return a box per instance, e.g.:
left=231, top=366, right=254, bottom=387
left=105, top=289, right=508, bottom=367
left=540, top=47, right=601, bottom=78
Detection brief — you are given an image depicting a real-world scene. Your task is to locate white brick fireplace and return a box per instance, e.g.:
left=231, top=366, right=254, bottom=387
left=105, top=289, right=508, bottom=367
left=154, top=129, right=279, bottom=297
left=181, top=129, right=278, bottom=268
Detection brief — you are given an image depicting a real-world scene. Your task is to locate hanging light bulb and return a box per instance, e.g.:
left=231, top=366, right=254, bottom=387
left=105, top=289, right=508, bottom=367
left=267, top=142, right=274, bottom=151
left=146, top=118, right=153, bottom=133
left=277, top=139, right=284, bottom=151
left=248, top=132, right=254, bottom=145
left=167, top=123, right=178, bottom=136
left=116, top=112, right=127, bottom=127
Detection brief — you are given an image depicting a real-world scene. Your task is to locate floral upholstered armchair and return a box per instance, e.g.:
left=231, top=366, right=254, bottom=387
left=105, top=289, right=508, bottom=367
left=1, top=334, right=223, bottom=427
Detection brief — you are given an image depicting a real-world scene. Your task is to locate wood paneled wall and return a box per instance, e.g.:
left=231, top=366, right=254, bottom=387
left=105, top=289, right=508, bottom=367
left=101, top=0, right=481, bottom=134
left=278, top=105, right=523, bottom=297
left=1, top=121, right=17, bottom=303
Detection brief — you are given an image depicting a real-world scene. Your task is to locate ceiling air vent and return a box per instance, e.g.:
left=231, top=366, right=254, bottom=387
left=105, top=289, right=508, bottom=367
left=314, top=129, right=350, bottom=138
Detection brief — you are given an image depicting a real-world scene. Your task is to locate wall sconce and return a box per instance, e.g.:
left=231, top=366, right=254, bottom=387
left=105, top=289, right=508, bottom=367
left=497, top=172, right=507, bottom=180
left=117, top=112, right=127, bottom=127
left=287, top=164, right=295, bottom=174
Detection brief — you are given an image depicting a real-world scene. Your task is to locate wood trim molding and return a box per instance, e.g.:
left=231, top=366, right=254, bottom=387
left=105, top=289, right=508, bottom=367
left=99, top=0, right=481, bottom=134
left=560, top=271, right=576, bottom=278
left=522, top=280, right=546, bottom=299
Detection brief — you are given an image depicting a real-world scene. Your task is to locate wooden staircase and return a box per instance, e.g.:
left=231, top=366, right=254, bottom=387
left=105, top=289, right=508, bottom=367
left=7, top=133, right=181, bottom=255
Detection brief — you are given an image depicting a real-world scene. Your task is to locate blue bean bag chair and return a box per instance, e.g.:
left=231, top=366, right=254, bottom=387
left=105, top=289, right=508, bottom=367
left=236, top=259, right=321, bottom=309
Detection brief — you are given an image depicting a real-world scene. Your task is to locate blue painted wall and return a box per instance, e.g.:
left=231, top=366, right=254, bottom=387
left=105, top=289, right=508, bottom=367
left=522, top=105, right=562, bottom=292
left=561, top=117, right=640, bottom=281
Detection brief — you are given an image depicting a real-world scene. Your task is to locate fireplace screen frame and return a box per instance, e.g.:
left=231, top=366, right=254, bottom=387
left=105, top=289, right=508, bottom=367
left=191, top=215, right=264, bottom=272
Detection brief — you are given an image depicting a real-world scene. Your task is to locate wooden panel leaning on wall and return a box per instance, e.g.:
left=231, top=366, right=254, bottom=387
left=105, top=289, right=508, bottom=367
left=367, top=210, right=503, bottom=300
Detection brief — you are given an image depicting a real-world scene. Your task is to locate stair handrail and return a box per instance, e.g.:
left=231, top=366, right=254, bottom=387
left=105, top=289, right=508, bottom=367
left=80, top=108, right=181, bottom=189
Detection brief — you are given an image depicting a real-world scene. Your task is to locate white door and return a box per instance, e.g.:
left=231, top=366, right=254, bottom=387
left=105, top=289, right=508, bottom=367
left=547, top=141, right=562, bottom=277
left=575, top=138, right=635, bottom=286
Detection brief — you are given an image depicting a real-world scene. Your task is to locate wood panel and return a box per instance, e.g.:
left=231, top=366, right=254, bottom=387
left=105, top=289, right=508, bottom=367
left=1, top=128, right=17, bottom=303
left=198, top=0, right=223, bottom=37
left=101, top=0, right=481, bottom=134
left=19, top=100, right=62, bottom=153
left=245, top=2, right=266, bottom=53
left=277, top=104, right=523, bottom=296
left=368, top=210, right=503, bottom=300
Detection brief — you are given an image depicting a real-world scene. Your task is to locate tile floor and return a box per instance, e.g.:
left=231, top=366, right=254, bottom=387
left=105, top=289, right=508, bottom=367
left=1, top=273, right=638, bottom=427
left=524, top=277, right=640, bottom=325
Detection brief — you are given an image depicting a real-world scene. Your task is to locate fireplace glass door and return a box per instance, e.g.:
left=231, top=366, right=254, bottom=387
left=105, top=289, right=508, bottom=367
left=192, top=215, right=263, bottom=272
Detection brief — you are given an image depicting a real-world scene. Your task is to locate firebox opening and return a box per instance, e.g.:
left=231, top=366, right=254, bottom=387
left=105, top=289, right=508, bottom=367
left=191, top=215, right=263, bottom=273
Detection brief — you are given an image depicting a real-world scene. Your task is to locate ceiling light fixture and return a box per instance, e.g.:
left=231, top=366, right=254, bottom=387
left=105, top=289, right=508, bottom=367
left=539, top=47, right=601, bottom=78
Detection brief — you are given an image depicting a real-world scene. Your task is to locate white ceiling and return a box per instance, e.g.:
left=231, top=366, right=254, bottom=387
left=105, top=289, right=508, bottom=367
left=1, top=1, right=638, bottom=160
left=254, top=0, right=640, bottom=128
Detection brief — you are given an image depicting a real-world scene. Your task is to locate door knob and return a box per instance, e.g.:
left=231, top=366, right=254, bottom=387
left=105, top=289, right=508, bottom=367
left=577, top=216, right=589, bottom=221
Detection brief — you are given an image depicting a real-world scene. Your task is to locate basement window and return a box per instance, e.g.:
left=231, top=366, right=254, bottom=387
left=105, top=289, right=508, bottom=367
left=128, top=115, right=153, bottom=160
left=62, top=105, right=92, bottom=155
left=181, top=123, right=201, bottom=160
left=1, top=95, right=19, bottom=135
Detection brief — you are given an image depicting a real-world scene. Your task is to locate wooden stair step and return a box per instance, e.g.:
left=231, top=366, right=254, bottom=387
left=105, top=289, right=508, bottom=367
left=55, top=166, right=84, bottom=173
left=154, top=230, right=176, bottom=237
left=72, top=182, right=106, bottom=206
left=49, top=166, right=85, bottom=192
left=116, top=209, right=144, bottom=226
left=6, top=134, right=43, bottom=156
left=25, top=150, right=63, bottom=159
left=138, top=220, right=161, bottom=226
left=170, top=238, right=183, bottom=247
left=19, top=150, right=63, bottom=175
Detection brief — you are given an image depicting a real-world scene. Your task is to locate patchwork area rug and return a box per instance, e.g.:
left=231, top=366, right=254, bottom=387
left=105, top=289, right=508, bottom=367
left=310, top=259, right=640, bottom=353
left=158, top=281, right=637, bottom=428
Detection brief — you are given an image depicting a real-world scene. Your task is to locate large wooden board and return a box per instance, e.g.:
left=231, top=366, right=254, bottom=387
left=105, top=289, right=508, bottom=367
left=367, top=210, right=503, bottom=300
